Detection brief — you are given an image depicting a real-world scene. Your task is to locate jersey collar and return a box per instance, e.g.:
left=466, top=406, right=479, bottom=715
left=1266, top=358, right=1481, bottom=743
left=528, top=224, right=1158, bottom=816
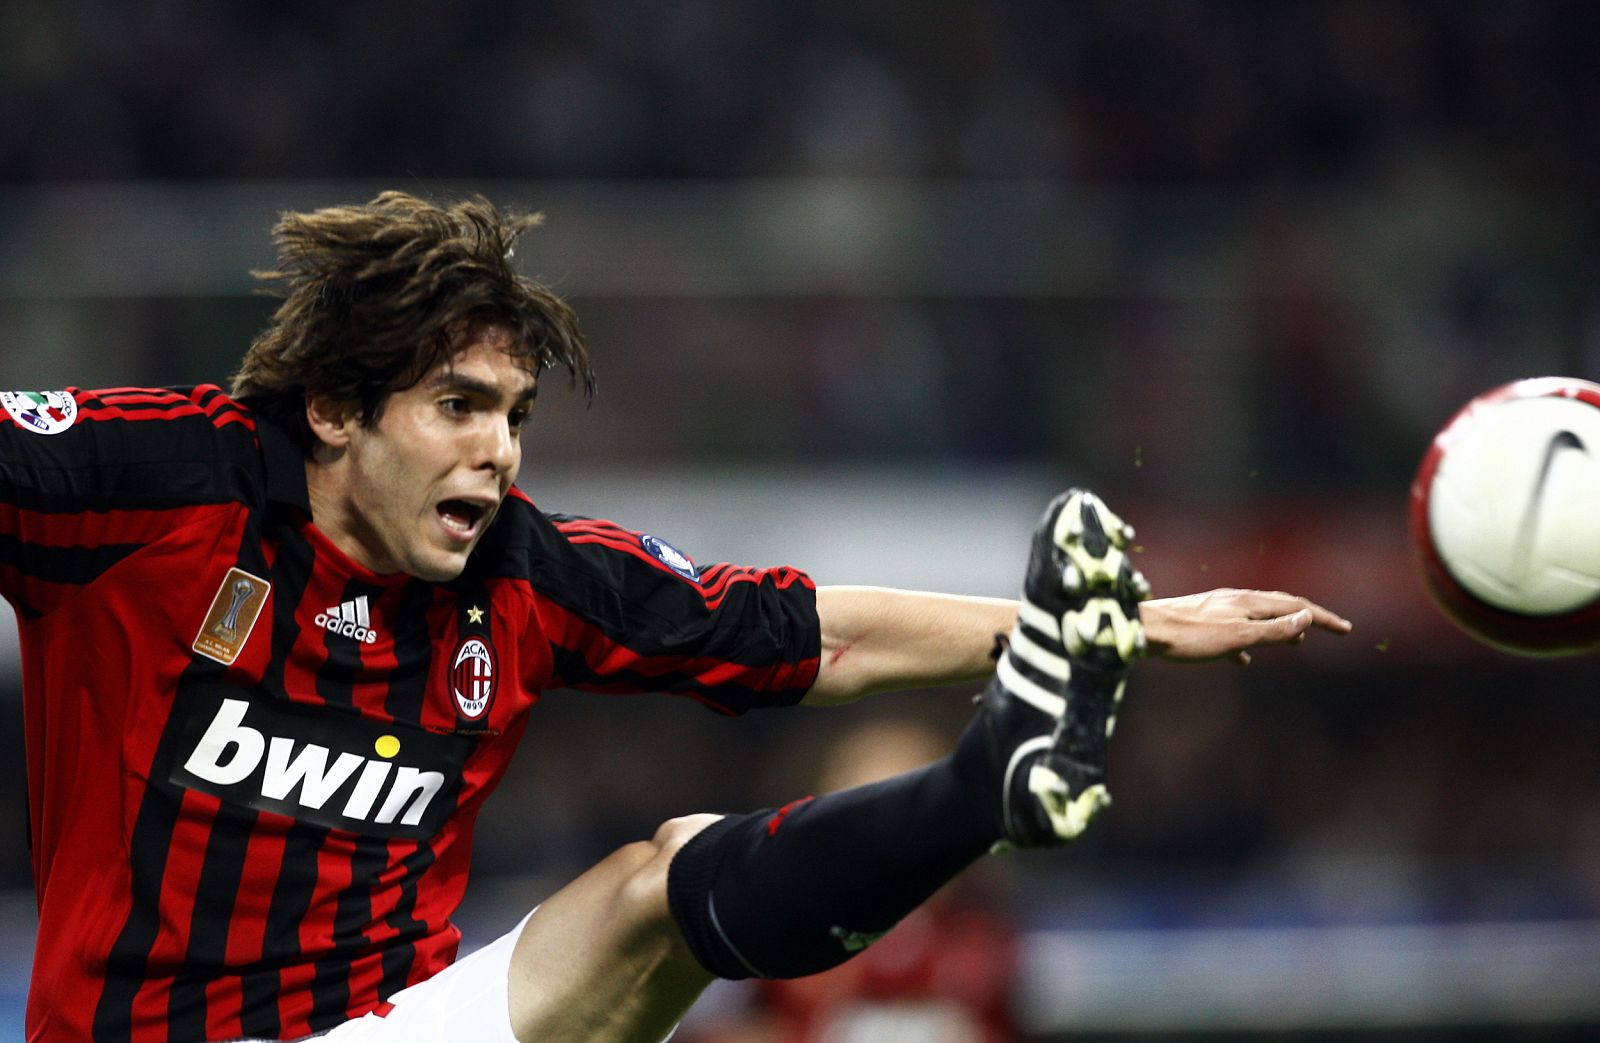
left=257, top=416, right=312, bottom=512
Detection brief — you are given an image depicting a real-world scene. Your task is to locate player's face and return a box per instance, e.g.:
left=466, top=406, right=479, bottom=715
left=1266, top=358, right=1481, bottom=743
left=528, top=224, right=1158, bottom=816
left=312, top=326, right=536, bottom=582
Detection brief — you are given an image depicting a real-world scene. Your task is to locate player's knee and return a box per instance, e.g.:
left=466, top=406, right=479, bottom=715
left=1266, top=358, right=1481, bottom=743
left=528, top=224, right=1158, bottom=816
left=614, top=815, right=725, bottom=934
left=651, top=813, right=724, bottom=857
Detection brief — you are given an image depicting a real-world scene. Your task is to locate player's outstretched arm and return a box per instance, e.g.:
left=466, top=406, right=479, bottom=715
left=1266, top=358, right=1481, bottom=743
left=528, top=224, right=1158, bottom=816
left=806, top=583, right=1353, bottom=704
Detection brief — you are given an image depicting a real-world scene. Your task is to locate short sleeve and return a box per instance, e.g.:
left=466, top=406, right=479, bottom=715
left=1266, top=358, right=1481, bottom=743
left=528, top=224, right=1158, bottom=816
left=522, top=509, right=821, bottom=714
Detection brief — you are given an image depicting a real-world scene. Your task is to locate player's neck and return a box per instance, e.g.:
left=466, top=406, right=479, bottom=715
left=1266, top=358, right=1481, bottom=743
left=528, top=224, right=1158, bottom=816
left=303, top=454, right=398, bottom=577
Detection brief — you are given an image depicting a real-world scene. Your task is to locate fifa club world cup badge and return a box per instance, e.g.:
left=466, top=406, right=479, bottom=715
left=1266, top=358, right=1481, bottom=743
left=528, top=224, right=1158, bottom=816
left=1, top=390, right=79, bottom=435
left=451, top=636, right=497, bottom=720
left=194, top=568, right=272, bottom=666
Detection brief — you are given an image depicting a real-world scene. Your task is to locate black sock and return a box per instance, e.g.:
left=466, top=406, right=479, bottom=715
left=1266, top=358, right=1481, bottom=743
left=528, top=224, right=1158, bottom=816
left=666, top=716, right=1000, bottom=979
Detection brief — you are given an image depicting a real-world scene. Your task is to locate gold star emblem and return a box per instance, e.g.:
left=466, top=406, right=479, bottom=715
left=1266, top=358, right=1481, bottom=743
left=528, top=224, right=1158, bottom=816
left=466, top=605, right=485, bottom=624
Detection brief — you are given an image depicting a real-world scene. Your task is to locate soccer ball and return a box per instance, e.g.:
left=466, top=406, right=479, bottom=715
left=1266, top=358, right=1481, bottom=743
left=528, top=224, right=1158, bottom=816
left=1410, top=376, right=1600, bottom=657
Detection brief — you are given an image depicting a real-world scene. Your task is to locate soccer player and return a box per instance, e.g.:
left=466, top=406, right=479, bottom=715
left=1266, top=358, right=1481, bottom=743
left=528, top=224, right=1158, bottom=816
left=0, top=192, right=1350, bottom=1043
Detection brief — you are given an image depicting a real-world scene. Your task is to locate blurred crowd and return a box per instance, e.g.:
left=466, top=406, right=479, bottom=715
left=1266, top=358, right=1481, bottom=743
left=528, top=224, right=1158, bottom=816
left=2, top=2, right=1597, bottom=188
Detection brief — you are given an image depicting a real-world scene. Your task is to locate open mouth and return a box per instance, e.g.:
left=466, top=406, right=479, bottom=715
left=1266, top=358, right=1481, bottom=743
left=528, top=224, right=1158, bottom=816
left=437, top=499, right=490, bottom=539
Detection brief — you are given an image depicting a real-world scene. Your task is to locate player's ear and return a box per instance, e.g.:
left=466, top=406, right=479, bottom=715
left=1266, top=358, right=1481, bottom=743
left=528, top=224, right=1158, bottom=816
left=305, top=394, right=357, bottom=450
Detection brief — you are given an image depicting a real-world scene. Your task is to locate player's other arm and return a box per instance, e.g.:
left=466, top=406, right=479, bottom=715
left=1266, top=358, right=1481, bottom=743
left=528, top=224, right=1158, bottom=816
left=805, top=584, right=1353, bottom=705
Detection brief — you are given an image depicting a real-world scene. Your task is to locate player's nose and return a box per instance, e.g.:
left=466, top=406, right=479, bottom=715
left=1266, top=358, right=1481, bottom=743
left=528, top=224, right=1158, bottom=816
left=472, top=416, right=519, bottom=478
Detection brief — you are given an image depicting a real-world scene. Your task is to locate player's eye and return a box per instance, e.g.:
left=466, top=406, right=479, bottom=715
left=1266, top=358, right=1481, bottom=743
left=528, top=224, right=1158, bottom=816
left=439, top=397, right=471, bottom=416
left=509, top=405, right=532, bottom=430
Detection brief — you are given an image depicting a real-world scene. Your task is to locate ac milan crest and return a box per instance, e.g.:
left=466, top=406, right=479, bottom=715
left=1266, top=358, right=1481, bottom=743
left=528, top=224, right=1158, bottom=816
left=450, top=636, right=497, bottom=719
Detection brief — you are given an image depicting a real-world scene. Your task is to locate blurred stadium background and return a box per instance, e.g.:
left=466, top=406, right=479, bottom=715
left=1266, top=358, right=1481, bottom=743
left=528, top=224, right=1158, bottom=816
left=4, top=2, right=1600, bottom=1039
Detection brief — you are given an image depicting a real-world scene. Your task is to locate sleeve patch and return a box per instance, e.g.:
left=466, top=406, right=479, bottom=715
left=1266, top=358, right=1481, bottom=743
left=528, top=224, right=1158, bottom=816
left=640, top=533, right=701, bottom=582
left=2, top=390, right=79, bottom=435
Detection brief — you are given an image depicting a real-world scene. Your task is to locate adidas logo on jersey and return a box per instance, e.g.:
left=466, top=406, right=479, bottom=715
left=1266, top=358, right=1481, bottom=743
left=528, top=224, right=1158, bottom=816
left=170, top=685, right=472, bottom=840
left=315, top=596, right=378, bottom=645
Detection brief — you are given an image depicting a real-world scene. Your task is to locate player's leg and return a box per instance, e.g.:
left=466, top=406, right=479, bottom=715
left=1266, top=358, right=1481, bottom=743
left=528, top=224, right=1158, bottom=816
left=663, top=489, right=1145, bottom=983
left=501, top=489, right=1146, bottom=1041
left=497, top=748, right=1003, bottom=1041
left=497, top=757, right=1003, bottom=1040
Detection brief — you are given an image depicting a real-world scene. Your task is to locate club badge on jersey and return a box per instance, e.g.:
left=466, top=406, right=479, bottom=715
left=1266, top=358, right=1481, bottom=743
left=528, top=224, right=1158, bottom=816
left=1, top=389, right=79, bottom=435
left=451, top=636, right=497, bottom=720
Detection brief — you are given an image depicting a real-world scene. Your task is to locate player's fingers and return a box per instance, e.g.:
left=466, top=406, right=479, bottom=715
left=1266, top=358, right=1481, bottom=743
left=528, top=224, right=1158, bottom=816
left=1244, top=592, right=1352, bottom=632
left=1307, top=602, right=1354, bottom=632
left=1247, top=609, right=1314, bottom=645
left=1285, top=600, right=1352, bottom=633
left=1312, top=607, right=1350, bottom=630
left=1240, top=590, right=1310, bottom=618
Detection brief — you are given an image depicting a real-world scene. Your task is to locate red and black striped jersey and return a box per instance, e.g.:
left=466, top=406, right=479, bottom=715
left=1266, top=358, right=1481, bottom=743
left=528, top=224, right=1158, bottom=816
left=0, top=385, right=820, bottom=1042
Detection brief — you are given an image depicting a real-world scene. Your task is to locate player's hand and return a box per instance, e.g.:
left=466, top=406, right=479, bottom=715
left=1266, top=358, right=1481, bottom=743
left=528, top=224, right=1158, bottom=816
left=1138, top=588, right=1352, bottom=665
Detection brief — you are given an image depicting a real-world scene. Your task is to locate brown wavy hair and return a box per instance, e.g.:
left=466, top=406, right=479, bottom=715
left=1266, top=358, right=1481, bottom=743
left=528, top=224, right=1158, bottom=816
left=231, top=191, right=593, bottom=452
